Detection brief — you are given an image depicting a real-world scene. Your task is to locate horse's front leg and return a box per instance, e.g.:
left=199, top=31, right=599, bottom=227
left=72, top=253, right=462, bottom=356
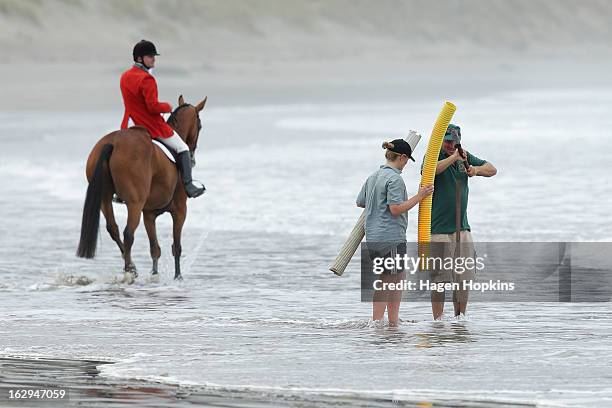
left=171, top=206, right=187, bottom=281
left=143, top=210, right=161, bottom=277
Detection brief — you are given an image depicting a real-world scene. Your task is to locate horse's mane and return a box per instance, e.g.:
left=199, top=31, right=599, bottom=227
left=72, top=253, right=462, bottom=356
left=166, top=103, right=192, bottom=128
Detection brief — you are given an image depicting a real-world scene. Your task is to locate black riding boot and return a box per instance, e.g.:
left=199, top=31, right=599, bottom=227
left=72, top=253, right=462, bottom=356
left=177, top=151, right=205, bottom=198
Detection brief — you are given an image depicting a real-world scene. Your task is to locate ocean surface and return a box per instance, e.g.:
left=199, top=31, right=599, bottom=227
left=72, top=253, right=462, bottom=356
left=1, top=88, right=611, bottom=407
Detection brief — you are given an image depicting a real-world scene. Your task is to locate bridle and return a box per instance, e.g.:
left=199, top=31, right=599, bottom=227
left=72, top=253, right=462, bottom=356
left=167, top=103, right=202, bottom=137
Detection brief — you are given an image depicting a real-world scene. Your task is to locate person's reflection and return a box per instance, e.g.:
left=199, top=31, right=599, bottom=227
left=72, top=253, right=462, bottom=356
left=414, top=321, right=473, bottom=348
left=367, top=321, right=414, bottom=346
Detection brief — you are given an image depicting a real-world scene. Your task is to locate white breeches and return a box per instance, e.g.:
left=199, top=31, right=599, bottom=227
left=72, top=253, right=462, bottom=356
left=158, top=132, right=189, bottom=154
left=127, top=117, right=189, bottom=154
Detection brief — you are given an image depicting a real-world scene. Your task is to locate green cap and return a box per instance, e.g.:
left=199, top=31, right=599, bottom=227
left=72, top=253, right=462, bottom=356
left=444, top=124, right=461, bottom=142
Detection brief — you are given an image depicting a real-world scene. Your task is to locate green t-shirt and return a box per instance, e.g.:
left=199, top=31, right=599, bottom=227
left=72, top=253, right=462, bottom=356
left=422, top=151, right=487, bottom=234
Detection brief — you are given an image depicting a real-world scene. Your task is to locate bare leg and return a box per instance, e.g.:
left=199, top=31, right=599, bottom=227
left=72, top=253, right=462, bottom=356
left=123, top=203, right=143, bottom=279
left=429, top=236, right=450, bottom=321
left=453, top=289, right=469, bottom=316
left=386, top=272, right=406, bottom=326
left=143, top=210, right=161, bottom=275
left=171, top=207, right=186, bottom=281
left=372, top=302, right=387, bottom=322
left=431, top=290, right=445, bottom=320
left=372, top=276, right=388, bottom=321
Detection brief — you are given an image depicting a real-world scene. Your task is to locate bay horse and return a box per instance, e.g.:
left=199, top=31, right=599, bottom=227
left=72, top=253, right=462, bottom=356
left=76, top=95, right=206, bottom=281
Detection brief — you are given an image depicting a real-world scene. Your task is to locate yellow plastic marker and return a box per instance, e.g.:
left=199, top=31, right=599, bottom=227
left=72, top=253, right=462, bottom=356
left=418, top=102, right=456, bottom=261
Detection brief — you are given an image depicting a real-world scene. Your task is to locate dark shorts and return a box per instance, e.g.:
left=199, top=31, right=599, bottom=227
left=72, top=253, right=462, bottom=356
left=367, top=242, right=407, bottom=275
left=360, top=242, right=408, bottom=301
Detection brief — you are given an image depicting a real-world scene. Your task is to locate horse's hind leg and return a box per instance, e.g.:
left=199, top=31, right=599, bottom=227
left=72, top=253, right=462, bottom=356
left=123, top=203, right=143, bottom=281
left=101, top=199, right=124, bottom=256
left=143, top=210, right=161, bottom=276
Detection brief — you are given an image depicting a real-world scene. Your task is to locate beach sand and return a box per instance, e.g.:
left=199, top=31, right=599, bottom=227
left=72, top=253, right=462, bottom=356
left=0, top=357, right=537, bottom=407
left=2, top=0, right=612, bottom=111
left=0, top=357, right=183, bottom=407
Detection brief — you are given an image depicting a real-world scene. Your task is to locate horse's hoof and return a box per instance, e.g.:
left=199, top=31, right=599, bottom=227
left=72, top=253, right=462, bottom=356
left=174, top=274, right=183, bottom=281
left=149, top=273, right=160, bottom=283
left=125, top=264, right=138, bottom=275
left=122, top=272, right=136, bottom=284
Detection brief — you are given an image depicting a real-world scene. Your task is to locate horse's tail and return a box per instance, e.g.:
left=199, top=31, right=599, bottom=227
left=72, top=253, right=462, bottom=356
left=77, top=143, right=114, bottom=259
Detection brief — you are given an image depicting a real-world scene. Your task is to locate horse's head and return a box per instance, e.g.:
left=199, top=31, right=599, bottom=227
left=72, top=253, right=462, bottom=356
left=167, top=95, right=207, bottom=166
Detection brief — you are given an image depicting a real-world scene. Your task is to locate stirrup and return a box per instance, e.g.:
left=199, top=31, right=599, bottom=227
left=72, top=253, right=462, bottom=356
left=112, top=194, right=126, bottom=204
left=185, top=181, right=206, bottom=198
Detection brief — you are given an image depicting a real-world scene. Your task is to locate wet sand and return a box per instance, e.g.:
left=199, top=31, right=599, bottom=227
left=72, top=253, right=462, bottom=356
left=0, top=357, right=183, bottom=407
left=0, top=357, right=535, bottom=408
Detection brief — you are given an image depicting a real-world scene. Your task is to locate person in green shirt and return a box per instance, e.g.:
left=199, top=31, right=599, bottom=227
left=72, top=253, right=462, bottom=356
left=426, top=124, right=497, bottom=319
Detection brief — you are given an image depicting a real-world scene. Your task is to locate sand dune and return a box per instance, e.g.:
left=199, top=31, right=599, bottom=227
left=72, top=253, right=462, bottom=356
left=2, top=0, right=611, bottom=65
left=1, top=0, right=611, bottom=110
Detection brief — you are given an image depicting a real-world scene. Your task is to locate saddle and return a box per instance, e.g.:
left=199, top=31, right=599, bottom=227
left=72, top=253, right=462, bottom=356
left=152, top=139, right=177, bottom=163
left=125, top=125, right=177, bottom=163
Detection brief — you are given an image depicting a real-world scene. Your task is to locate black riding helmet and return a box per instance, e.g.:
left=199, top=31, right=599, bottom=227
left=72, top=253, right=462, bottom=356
left=132, top=40, right=160, bottom=62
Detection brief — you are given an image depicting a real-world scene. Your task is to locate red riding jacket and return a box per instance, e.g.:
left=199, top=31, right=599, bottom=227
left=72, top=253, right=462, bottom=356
left=120, top=65, right=174, bottom=138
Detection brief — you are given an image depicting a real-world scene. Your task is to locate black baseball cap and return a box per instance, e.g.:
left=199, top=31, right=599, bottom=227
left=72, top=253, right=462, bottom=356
left=386, top=139, right=414, bottom=161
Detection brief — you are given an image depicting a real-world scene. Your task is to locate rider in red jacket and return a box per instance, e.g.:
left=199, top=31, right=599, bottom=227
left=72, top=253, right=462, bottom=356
left=120, top=40, right=205, bottom=198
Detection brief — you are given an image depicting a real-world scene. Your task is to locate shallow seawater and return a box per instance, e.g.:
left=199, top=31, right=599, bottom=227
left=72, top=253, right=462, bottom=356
left=1, top=89, right=611, bottom=407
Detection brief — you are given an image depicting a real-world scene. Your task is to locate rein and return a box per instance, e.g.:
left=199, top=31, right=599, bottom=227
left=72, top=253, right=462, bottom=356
left=167, top=103, right=202, bottom=133
left=167, top=103, right=192, bottom=127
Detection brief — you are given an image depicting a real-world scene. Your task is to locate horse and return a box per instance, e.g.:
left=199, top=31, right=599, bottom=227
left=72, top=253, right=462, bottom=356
left=76, top=95, right=206, bottom=281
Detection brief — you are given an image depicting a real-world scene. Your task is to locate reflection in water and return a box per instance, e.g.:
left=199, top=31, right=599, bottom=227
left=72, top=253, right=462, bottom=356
left=365, top=319, right=473, bottom=349
left=414, top=321, right=474, bottom=348
left=79, top=287, right=192, bottom=311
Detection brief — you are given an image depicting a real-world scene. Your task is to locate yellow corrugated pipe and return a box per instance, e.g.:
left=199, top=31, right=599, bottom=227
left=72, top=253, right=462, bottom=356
left=418, top=102, right=456, bottom=261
